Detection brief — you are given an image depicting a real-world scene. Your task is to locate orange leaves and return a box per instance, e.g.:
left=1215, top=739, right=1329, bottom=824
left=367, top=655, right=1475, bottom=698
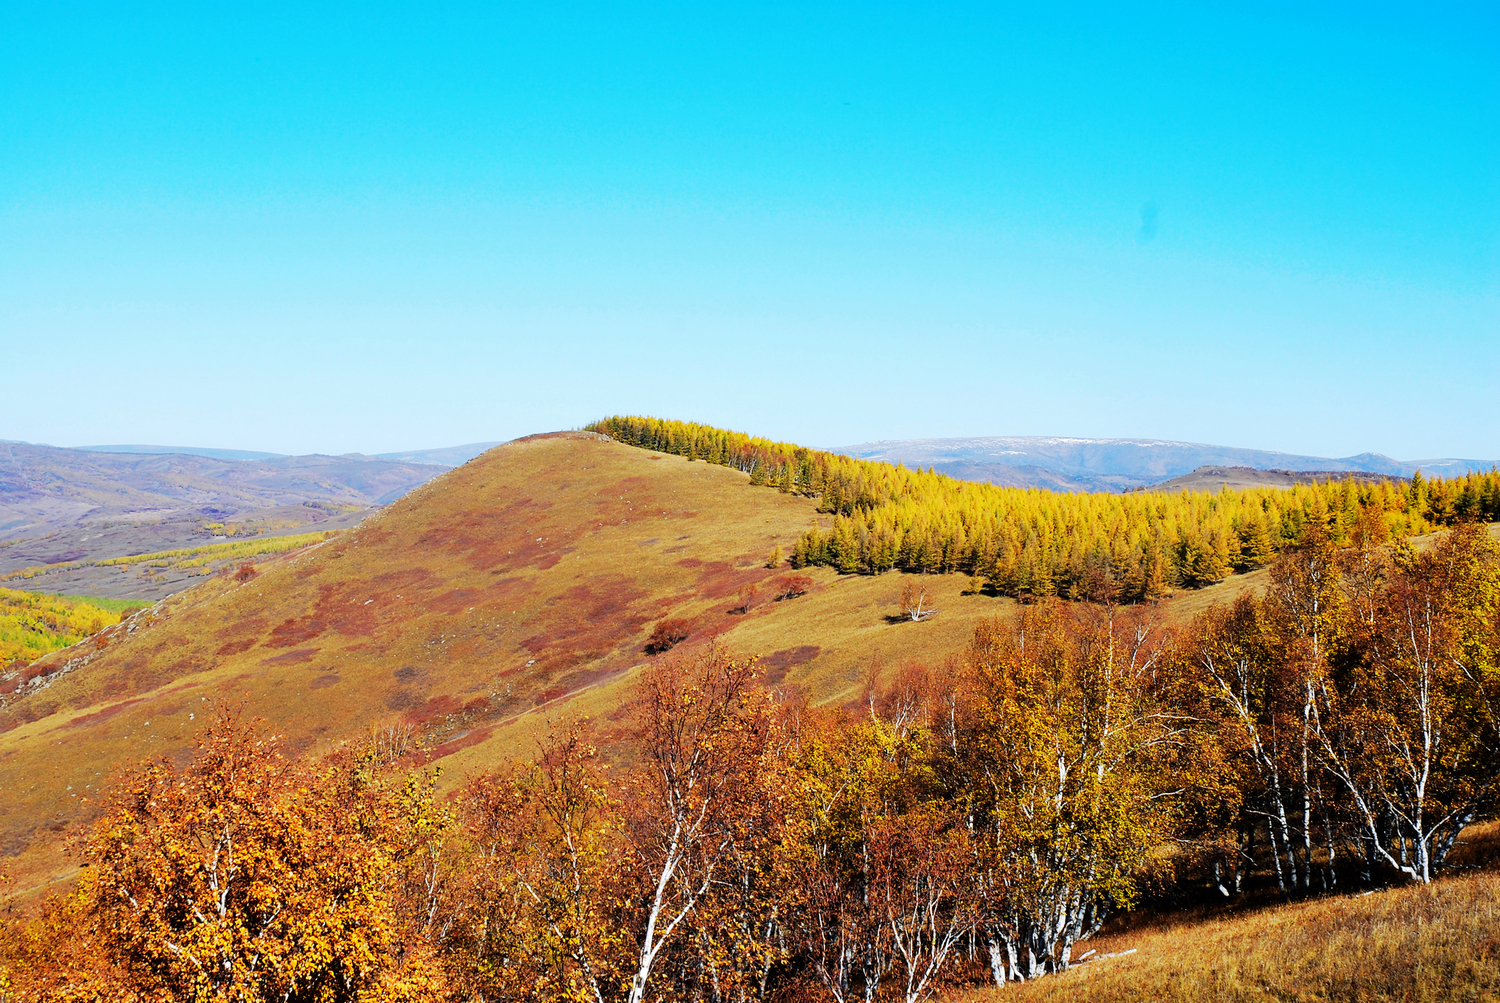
left=642, top=619, right=689, bottom=655
left=49, top=712, right=447, bottom=1002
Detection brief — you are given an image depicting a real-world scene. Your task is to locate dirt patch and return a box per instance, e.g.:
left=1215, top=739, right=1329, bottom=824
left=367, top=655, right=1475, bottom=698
left=386, top=689, right=420, bottom=711
left=308, top=674, right=340, bottom=690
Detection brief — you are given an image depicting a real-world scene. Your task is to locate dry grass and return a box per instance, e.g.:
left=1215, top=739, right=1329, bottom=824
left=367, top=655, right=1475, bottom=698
left=0, top=432, right=1274, bottom=895
left=956, top=829, right=1500, bottom=1003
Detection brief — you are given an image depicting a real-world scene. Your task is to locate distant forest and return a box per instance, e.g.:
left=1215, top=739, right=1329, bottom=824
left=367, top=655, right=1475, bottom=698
left=588, top=416, right=1500, bottom=600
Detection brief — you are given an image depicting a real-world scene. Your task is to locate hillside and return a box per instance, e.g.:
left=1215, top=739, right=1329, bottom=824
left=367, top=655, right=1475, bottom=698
left=959, top=831, right=1500, bottom=1003
left=0, top=431, right=1269, bottom=893
left=837, top=435, right=1495, bottom=492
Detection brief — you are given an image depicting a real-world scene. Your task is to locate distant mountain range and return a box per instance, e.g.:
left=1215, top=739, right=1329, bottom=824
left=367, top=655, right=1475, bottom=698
left=77, top=442, right=504, bottom=467
left=0, top=440, right=501, bottom=575
left=836, top=436, right=1497, bottom=493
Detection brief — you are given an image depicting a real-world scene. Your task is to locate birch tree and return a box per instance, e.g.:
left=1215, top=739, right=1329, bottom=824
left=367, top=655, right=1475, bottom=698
left=618, top=644, right=772, bottom=1003
left=1312, top=524, right=1500, bottom=882
left=958, top=601, right=1187, bottom=983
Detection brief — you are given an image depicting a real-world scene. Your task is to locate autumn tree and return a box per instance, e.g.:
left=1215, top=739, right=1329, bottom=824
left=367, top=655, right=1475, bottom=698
left=956, top=601, right=1188, bottom=982
left=1312, top=523, right=1500, bottom=882
left=644, top=619, right=690, bottom=655
left=455, top=732, right=623, bottom=1003
left=791, top=672, right=975, bottom=1003
left=68, top=712, right=445, bottom=1003
left=897, top=580, right=936, bottom=622
left=733, top=583, right=759, bottom=615
left=616, top=644, right=776, bottom=1003
left=770, top=575, right=811, bottom=601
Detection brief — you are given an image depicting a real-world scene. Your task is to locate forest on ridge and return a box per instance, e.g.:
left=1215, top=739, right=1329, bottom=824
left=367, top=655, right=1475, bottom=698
left=587, top=416, right=1500, bottom=600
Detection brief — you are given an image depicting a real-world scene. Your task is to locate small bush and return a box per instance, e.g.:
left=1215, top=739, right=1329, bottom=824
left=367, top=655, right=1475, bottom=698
left=234, top=563, right=258, bottom=583
left=645, top=618, right=690, bottom=654
left=732, top=583, right=759, bottom=614
left=771, top=574, right=812, bottom=601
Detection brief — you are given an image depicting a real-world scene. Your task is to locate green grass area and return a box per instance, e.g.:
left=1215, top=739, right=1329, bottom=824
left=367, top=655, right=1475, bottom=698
left=43, top=594, right=153, bottom=615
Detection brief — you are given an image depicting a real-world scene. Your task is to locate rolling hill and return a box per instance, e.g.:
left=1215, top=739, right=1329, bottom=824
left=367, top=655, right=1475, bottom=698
left=837, top=436, right=1496, bottom=492
left=0, top=430, right=1267, bottom=894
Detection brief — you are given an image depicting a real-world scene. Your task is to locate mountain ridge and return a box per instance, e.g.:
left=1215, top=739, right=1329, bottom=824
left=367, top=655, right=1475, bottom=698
left=836, top=435, right=1495, bottom=492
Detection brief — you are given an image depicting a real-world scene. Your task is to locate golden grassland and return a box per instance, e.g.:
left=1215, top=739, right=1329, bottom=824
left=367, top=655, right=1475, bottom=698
left=0, top=589, right=149, bottom=666
left=958, top=827, right=1500, bottom=1003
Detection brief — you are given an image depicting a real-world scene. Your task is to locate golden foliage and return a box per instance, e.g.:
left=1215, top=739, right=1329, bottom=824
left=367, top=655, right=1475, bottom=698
left=0, top=588, right=143, bottom=667
left=589, top=415, right=1500, bottom=600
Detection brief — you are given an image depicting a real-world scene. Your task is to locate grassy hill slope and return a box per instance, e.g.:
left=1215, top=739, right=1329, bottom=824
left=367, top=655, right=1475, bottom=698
left=0, top=431, right=1270, bottom=894
left=959, top=827, right=1500, bottom=1002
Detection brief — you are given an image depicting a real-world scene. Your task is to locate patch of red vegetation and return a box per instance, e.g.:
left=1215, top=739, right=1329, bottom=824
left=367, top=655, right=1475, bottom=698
left=372, top=566, right=439, bottom=591
left=64, top=697, right=148, bottom=730
left=215, top=638, right=258, bottom=657
left=417, top=497, right=558, bottom=573
left=428, top=587, right=483, bottom=615
left=691, top=561, right=772, bottom=601
left=265, top=617, right=327, bottom=648
left=259, top=648, right=320, bottom=666
left=308, top=674, right=340, bottom=690
left=552, top=662, right=628, bottom=698
left=306, top=583, right=379, bottom=638
left=403, top=693, right=465, bottom=725
left=756, top=646, right=822, bottom=685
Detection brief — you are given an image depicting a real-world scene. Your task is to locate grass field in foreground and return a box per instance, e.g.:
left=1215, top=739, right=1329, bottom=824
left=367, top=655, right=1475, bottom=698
left=959, top=824, right=1500, bottom=1003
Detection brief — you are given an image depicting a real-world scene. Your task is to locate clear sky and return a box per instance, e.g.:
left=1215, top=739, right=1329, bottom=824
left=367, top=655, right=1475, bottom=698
left=3, top=3, right=1496, bottom=459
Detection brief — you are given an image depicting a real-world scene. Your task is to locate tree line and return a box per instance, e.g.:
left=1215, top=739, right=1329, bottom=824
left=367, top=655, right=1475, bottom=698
left=3, top=521, right=1496, bottom=1002
left=587, top=416, right=1500, bottom=601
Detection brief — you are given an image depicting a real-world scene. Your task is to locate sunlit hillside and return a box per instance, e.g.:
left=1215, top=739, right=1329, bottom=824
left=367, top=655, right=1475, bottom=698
left=959, top=832, right=1500, bottom=1003
left=0, top=430, right=1282, bottom=891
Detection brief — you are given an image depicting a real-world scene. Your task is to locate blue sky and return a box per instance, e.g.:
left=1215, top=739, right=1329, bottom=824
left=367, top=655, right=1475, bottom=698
left=3, top=3, right=1496, bottom=459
